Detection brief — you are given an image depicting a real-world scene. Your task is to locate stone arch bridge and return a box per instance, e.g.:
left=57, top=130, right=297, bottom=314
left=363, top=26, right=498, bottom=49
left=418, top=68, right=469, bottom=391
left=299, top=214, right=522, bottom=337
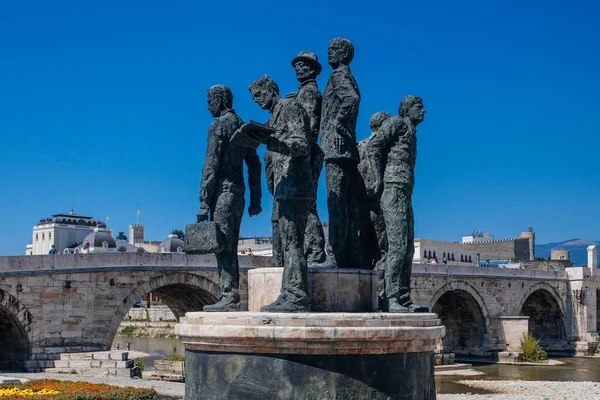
left=1, top=254, right=598, bottom=370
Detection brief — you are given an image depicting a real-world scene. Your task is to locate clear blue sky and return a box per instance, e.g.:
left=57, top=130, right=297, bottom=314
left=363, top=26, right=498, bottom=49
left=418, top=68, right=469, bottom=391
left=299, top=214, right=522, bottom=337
left=1, top=0, right=598, bottom=255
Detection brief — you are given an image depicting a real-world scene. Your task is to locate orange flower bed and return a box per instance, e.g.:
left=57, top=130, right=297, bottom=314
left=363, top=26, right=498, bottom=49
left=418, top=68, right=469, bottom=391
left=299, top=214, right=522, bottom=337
left=0, top=379, right=159, bottom=399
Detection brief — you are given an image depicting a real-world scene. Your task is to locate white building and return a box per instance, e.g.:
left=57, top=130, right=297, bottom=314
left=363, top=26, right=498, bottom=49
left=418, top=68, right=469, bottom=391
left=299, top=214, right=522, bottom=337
left=26, top=210, right=108, bottom=255
left=238, top=237, right=273, bottom=257
left=27, top=212, right=182, bottom=255
left=413, top=238, right=477, bottom=265
left=461, top=230, right=495, bottom=244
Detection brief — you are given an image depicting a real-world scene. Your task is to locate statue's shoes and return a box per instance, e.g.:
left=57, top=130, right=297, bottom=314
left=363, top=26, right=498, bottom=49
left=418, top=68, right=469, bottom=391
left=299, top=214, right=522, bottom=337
left=260, top=299, right=310, bottom=313
left=308, top=260, right=337, bottom=268
left=385, top=300, right=429, bottom=313
left=203, top=298, right=241, bottom=312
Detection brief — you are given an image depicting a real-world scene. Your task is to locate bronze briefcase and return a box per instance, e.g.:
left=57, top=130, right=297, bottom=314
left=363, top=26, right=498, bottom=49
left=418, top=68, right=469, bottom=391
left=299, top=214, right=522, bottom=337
left=183, top=222, right=224, bottom=254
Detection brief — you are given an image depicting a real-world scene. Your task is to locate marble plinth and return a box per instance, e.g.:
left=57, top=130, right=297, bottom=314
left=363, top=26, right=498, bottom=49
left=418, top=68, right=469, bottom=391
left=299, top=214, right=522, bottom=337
left=176, top=312, right=445, bottom=399
left=248, top=267, right=377, bottom=312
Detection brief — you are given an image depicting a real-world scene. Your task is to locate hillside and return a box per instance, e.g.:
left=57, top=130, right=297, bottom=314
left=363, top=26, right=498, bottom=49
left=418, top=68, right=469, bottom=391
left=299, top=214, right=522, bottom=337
left=536, top=239, right=599, bottom=266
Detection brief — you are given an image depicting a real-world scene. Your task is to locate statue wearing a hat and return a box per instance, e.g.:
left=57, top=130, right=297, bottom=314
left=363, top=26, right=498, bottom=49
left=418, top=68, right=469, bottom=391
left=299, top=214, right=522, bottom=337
left=287, top=51, right=327, bottom=265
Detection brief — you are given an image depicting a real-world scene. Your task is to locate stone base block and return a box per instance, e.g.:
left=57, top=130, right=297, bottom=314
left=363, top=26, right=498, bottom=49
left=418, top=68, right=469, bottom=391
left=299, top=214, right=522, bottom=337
left=185, top=351, right=434, bottom=400
left=248, top=267, right=377, bottom=312
left=177, top=312, right=444, bottom=400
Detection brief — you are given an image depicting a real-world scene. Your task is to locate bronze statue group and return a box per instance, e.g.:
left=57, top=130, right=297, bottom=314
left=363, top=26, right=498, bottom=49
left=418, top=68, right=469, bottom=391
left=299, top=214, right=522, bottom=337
left=197, top=37, right=428, bottom=314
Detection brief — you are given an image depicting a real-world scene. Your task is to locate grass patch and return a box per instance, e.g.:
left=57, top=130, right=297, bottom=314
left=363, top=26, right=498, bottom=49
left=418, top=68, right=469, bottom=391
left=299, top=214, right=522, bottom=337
left=163, top=354, right=185, bottom=362
left=118, top=326, right=137, bottom=337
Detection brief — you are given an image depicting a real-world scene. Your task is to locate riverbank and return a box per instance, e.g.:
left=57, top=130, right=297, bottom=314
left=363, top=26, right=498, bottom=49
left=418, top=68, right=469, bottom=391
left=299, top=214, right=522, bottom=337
left=438, top=380, right=600, bottom=399
left=117, top=321, right=176, bottom=338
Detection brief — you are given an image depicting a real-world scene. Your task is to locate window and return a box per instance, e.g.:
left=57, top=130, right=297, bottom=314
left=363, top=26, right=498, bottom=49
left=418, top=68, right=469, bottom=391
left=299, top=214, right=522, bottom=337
left=49, top=232, right=52, bottom=240
left=36, top=234, right=38, bottom=241
left=42, top=233, right=45, bottom=240
left=468, top=255, right=472, bottom=262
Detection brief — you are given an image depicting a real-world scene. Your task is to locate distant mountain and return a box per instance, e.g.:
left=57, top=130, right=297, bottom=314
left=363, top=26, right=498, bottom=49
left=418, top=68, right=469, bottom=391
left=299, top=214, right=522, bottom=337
left=536, top=239, right=600, bottom=266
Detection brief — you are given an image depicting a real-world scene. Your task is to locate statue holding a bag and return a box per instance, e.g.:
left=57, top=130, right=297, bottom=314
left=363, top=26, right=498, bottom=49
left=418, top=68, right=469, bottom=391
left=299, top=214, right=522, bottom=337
left=187, top=84, right=262, bottom=312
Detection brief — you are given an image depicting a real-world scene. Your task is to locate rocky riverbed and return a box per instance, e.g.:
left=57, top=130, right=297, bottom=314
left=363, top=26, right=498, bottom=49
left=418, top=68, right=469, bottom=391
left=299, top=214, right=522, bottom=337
left=438, top=380, right=600, bottom=399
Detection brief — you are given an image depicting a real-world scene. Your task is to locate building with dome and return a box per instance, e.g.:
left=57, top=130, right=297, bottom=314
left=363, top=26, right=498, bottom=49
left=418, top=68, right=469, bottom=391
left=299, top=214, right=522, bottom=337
left=157, top=233, right=185, bottom=253
left=25, top=210, right=109, bottom=255
left=26, top=210, right=186, bottom=255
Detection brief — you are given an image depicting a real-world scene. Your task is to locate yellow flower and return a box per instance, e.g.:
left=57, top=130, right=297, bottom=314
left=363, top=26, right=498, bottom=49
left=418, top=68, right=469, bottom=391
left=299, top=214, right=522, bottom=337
left=0, top=386, right=60, bottom=396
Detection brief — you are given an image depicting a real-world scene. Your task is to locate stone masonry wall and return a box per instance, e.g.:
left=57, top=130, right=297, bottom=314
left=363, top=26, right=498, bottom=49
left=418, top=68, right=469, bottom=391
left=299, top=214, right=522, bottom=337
left=0, top=253, right=272, bottom=370
left=462, top=238, right=531, bottom=261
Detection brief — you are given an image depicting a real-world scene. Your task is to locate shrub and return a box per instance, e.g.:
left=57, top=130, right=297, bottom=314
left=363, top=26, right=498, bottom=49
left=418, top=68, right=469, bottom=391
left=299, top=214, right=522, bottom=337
left=134, top=357, right=145, bottom=373
left=519, top=333, right=547, bottom=362
left=0, top=379, right=159, bottom=399
left=164, top=341, right=185, bottom=362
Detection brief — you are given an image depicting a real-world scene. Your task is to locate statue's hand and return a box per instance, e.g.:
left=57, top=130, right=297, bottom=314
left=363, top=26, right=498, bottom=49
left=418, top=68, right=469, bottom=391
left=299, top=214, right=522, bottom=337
left=248, top=204, right=262, bottom=217
left=197, top=206, right=210, bottom=223
left=373, top=179, right=383, bottom=198
left=335, top=135, right=345, bottom=153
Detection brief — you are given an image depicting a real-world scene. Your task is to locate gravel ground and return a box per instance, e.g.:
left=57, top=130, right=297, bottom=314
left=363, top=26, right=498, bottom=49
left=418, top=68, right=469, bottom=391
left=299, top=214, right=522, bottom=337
left=4, top=374, right=599, bottom=399
left=1, top=372, right=184, bottom=399
left=438, top=380, right=600, bottom=400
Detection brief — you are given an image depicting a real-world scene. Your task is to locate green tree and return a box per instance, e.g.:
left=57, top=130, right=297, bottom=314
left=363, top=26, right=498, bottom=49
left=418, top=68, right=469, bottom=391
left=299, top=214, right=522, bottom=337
left=519, top=333, right=547, bottom=363
left=116, top=232, right=128, bottom=241
left=172, top=229, right=185, bottom=240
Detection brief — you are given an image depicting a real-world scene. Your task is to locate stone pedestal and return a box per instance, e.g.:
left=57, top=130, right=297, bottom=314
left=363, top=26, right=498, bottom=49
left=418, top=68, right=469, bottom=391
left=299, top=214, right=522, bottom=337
left=248, top=267, right=378, bottom=312
left=176, top=312, right=445, bottom=400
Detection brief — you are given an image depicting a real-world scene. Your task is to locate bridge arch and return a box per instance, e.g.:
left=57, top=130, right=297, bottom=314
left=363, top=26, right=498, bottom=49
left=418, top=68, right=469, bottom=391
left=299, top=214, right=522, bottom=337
left=107, top=272, right=220, bottom=343
left=430, top=281, right=491, bottom=355
left=0, top=288, right=35, bottom=371
left=518, top=282, right=566, bottom=349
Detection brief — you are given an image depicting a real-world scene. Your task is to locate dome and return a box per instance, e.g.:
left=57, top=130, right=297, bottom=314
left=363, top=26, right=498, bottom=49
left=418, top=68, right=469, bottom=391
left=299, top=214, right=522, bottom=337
left=158, top=233, right=185, bottom=253
left=81, top=227, right=116, bottom=249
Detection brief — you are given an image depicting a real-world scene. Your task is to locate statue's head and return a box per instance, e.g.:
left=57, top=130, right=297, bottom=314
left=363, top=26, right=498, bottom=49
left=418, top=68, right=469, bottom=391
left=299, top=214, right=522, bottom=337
left=328, top=38, right=354, bottom=68
left=399, top=95, right=425, bottom=126
left=249, top=75, right=280, bottom=111
left=369, top=111, right=392, bottom=132
left=292, top=51, right=322, bottom=82
left=207, top=85, right=233, bottom=117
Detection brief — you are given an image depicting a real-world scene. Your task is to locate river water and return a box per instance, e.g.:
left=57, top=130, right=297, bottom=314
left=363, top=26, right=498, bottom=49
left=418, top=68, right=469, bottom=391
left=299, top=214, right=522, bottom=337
left=112, top=337, right=184, bottom=371
left=114, top=337, right=600, bottom=394
left=436, top=357, right=600, bottom=394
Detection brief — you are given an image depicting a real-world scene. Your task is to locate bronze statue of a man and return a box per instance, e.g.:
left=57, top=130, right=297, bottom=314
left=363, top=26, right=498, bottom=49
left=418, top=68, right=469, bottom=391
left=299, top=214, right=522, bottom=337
left=249, top=75, right=313, bottom=312
left=369, top=96, right=428, bottom=313
left=358, top=112, right=391, bottom=300
left=288, top=51, right=327, bottom=265
left=198, top=85, right=262, bottom=312
left=320, top=38, right=361, bottom=269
